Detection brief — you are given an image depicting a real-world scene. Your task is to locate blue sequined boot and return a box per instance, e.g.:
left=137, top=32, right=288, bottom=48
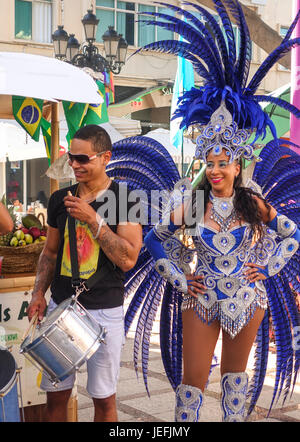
left=220, top=372, right=248, bottom=422
left=175, top=384, right=203, bottom=422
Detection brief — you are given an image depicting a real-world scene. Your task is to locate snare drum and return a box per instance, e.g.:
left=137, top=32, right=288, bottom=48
left=0, top=348, right=21, bottom=422
left=20, top=298, right=106, bottom=385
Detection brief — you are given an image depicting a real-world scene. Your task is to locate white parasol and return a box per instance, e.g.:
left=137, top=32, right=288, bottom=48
left=0, top=52, right=102, bottom=104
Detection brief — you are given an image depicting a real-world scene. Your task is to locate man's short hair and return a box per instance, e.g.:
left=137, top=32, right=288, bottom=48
left=73, top=125, right=112, bottom=153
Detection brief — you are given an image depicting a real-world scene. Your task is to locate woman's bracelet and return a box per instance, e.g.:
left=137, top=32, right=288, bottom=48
left=92, top=214, right=104, bottom=240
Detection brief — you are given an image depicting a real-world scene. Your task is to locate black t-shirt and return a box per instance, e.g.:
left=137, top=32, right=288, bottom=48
left=47, top=180, right=131, bottom=309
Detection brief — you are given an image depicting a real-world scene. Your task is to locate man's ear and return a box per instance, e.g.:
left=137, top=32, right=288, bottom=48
left=103, top=150, right=112, bottom=164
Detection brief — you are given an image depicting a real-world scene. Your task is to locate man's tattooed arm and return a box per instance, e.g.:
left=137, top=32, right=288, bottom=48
left=32, top=252, right=56, bottom=296
left=27, top=226, right=59, bottom=322
left=88, top=218, right=142, bottom=272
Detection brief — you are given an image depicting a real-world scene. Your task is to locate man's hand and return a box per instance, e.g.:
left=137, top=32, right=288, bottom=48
left=27, top=292, right=47, bottom=322
left=63, top=194, right=96, bottom=224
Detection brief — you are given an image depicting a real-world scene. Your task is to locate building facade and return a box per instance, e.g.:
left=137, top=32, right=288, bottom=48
left=0, top=0, right=294, bottom=205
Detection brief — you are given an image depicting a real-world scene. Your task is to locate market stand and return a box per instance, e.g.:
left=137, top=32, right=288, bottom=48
left=0, top=52, right=101, bottom=422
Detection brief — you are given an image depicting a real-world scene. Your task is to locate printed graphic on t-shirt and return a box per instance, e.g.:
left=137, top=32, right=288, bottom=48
left=61, top=219, right=100, bottom=279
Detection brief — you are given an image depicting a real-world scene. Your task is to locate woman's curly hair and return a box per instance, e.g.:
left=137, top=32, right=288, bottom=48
left=193, top=161, right=271, bottom=239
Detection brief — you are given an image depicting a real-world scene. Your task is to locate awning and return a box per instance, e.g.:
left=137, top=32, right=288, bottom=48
left=59, top=116, right=141, bottom=143
left=109, top=116, right=141, bottom=137
left=146, top=128, right=195, bottom=163
left=0, top=120, right=47, bottom=161
left=0, top=120, right=69, bottom=161
left=59, top=118, right=125, bottom=144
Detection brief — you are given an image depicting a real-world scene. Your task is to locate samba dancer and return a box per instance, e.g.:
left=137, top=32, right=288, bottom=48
left=27, top=125, right=142, bottom=422
left=135, top=2, right=300, bottom=422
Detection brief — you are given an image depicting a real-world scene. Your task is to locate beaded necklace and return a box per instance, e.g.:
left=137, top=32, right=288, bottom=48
left=209, top=191, right=238, bottom=232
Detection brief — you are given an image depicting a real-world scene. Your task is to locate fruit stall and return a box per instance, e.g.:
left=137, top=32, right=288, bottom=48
left=0, top=212, right=48, bottom=421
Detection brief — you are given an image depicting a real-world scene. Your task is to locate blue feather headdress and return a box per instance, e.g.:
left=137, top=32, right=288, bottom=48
left=135, top=1, right=300, bottom=163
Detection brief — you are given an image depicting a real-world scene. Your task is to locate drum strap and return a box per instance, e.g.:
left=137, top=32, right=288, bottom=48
left=68, top=215, right=113, bottom=293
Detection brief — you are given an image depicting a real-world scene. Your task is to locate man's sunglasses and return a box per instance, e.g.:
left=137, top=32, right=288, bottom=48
left=67, top=151, right=107, bottom=165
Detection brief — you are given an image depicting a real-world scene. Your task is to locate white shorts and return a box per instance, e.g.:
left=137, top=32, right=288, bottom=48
left=40, top=298, right=125, bottom=399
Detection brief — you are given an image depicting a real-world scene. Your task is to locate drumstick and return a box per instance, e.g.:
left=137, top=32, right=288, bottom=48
left=30, top=315, right=39, bottom=344
left=22, top=312, right=38, bottom=341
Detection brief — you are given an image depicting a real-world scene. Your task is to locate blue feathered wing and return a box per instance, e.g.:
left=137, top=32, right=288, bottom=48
left=247, top=140, right=300, bottom=415
left=106, top=136, right=183, bottom=395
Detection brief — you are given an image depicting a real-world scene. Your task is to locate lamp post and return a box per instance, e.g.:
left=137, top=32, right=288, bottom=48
left=52, top=10, right=128, bottom=75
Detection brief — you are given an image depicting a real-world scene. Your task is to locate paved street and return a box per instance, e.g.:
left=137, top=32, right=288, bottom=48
left=76, top=333, right=300, bottom=423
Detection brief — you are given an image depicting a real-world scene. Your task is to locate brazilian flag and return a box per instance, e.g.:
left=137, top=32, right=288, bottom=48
left=82, top=81, right=109, bottom=126
left=63, top=101, right=88, bottom=141
left=41, top=118, right=52, bottom=166
left=12, top=96, right=43, bottom=141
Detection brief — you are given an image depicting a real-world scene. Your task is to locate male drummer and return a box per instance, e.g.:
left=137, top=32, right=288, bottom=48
left=27, top=125, right=142, bottom=422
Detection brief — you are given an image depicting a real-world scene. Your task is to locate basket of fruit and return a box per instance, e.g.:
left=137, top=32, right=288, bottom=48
left=0, top=213, right=47, bottom=274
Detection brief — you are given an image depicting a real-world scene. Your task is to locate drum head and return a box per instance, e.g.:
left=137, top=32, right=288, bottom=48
left=0, top=350, right=16, bottom=392
left=33, top=298, right=72, bottom=340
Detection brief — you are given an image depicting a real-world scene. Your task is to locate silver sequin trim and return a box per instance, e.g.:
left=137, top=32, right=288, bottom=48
left=277, top=215, right=297, bottom=238
left=175, top=384, right=203, bottom=423
left=221, top=372, right=248, bottom=422
left=155, top=258, right=188, bottom=293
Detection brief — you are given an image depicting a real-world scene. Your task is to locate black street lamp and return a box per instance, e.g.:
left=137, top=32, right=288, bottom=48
left=52, top=10, right=128, bottom=75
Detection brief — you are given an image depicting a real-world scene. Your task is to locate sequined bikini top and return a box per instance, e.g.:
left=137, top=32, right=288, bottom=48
left=193, top=223, right=254, bottom=300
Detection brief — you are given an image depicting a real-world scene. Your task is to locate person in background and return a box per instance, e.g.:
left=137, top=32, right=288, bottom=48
left=0, top=201, right=14, bottom=234
left=12, top=199, right=23, bottom=212
left=36, top=191, right=48, bottom=208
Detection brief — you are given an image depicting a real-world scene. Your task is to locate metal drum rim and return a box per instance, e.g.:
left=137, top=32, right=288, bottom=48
left=20, top=298, right=77, bottom=351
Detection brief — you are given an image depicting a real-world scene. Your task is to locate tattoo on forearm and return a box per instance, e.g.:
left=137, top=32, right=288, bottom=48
left=33, top=253, right=56, bottom=295
left=89, top=221, right=99, bottom=238
left=93, top=223, right=130, bottom=268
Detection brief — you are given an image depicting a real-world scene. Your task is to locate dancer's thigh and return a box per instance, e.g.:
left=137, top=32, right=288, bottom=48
left=182, top=308, right=220, bottom=390
left=221, top=308, right=265, bottom=375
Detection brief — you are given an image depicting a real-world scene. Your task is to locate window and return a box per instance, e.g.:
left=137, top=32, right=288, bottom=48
left=15, top=0, right=52, bottom=43
left=95, top=1, right=174, bottom=47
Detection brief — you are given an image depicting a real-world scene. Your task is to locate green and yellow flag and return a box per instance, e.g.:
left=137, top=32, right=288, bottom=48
left=41, top=118, right=52, bottom=165
left=62, top=101, right=88, bottom=141
left=82, top=81, right=109, bottom=126
left=12, top=96, right=43, bottom=141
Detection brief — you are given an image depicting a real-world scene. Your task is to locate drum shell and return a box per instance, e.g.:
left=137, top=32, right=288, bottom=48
left=20, top=299, right=106, bottom=383
left=0, top=350, right=20, bottom=422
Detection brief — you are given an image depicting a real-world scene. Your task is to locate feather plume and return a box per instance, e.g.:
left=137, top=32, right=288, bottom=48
left=252, top=95, right=300, bottom=119
left=135, top=2, right=300, bottom=142
left=248, top=38, right=300, bottom=93
left=211, top=0, right=236, bottom=64
left=223, top=0, right=252, bottom=87
left=251, top=140, right=300, bottom=413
